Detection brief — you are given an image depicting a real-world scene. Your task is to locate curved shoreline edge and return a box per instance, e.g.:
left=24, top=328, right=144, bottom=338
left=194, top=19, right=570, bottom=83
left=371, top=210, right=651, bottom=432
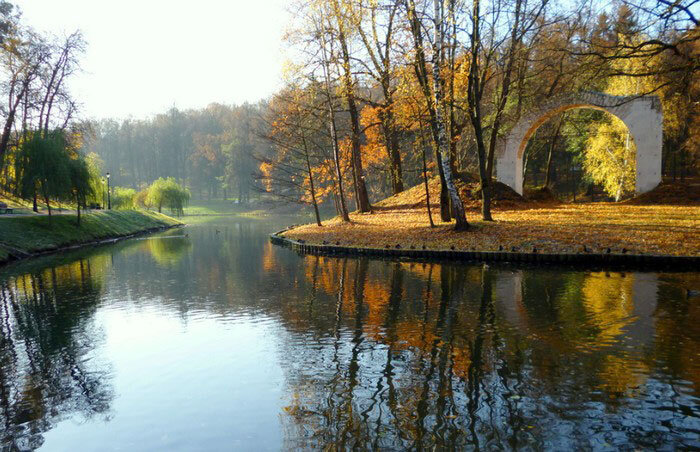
left=270, top=229, right=700, bottom=271
left=0, top=223, right=184, bottom=268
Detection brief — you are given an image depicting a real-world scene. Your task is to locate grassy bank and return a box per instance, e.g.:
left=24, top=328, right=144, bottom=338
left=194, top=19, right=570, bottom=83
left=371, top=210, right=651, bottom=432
left=282, top=179, right=700, bottom=257
left=0, top=210, right=182, bottom=264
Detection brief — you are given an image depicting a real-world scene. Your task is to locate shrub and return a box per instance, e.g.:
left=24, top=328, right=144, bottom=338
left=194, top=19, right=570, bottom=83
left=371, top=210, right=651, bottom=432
left=111, top=187, right=137, bottom=210
left=134, top=188, right=151, bottom=209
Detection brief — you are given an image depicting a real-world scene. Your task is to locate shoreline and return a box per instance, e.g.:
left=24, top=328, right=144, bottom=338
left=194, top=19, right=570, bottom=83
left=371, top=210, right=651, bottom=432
left=270, top=229, right=700, bottom=271
left=0, top=210, right=183, bottom=268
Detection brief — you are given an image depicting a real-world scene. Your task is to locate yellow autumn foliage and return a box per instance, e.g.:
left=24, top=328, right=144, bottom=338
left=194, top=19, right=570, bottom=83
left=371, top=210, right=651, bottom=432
left=584, top=116, right=637, bottom=201
left=585, top=34, right=662, bottom=200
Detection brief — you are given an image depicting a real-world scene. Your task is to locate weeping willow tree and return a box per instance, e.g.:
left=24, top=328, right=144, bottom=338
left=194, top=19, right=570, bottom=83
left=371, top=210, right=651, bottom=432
left=16, top=130, right=95, bottom=222
left=17, top=131, right=71, bottom=217
left=146, top=177, right=190, bottom=216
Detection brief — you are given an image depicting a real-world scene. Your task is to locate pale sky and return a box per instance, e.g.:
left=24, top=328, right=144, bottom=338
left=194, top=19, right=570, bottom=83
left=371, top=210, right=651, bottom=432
left=17, top=0, right=290, bottom=120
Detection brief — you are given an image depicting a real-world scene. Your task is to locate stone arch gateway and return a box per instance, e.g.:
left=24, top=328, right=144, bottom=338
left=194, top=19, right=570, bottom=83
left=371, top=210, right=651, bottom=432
left=495, top=91, right=663, bottom=195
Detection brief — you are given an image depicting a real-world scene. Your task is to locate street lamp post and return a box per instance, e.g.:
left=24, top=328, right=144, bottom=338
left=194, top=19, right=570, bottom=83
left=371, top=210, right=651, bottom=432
left=106, top=172, right=111, bottom=210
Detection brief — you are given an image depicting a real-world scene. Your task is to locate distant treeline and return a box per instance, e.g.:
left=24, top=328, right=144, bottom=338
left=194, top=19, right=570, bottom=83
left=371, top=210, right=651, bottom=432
left=83, top=104, right=260, bottom=202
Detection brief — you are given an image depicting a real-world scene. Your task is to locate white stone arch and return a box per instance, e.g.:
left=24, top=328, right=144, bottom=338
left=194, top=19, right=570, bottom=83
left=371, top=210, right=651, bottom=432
left=496, top=91, right=663, bottom=195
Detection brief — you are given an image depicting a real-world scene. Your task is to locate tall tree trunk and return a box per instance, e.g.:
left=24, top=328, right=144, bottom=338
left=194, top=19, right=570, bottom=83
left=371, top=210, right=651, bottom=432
left=328, top=112, right=351, bottom=222
left=319, top=25, right=350, bottom=222
left=0, top=79, right=29, bottom=163
left=303, top=137, right=322, bottom=227
left=354, top=1, right=403, bottom=195
left=333, top=8, right=371, bottom=213
left=543, top=114, right=565, bottom=189
left=43, top=191, right=51, bottom=220
left=446, top=0, right=459, bottom=174
left=467, top=0, right=523, bottom=222
left=419, top=136, right=435, bottom=228
left=432, top=0, right=468, bottom=230
left=76, top=194, right=81, bottom=226
left=380, top=106, right=404, bottom=194
left=406, top=0, right=451, bottom=222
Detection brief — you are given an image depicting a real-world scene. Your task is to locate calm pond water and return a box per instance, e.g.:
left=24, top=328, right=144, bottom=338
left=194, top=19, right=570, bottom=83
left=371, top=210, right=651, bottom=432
left=0, top=216, right=698, bottom=450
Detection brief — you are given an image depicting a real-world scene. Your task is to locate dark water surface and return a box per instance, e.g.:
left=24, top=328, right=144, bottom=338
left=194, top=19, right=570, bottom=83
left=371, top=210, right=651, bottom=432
left=0, top=216, right=698, bottom=450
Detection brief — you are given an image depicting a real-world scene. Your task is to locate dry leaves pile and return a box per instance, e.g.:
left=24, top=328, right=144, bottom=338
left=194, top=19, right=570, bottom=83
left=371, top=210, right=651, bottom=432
left=284, top=180, right=700, bottom=256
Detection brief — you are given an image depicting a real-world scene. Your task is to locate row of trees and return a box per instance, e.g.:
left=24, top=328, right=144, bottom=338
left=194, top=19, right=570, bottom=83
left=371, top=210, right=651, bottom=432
left=0, top=2, right=195, bottom=220
left=256, top=0, right=699, bottom=228
left=3, top=0, right=694, bottom=229
left=0, top=0, right=217, bottom=220
left=0, top=1, right=102, bottom=223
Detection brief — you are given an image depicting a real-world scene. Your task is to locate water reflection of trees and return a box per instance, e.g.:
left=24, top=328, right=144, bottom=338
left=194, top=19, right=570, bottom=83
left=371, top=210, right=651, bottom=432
left=277, top=257, right=700, bottom=449
left=145, top=234, right=192, bottom=267
left=0, top=219, right=697, bottom=449
left=0, top=256, right=113, bottom=450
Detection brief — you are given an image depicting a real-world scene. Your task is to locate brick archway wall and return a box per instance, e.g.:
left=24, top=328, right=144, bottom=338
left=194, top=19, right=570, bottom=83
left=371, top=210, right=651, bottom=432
left=495, top=91, right=663, bottom=195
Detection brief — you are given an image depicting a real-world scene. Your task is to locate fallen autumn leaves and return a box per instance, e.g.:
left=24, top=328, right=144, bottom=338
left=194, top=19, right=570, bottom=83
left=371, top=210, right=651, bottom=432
left=283, top=182, right=700, bottom=257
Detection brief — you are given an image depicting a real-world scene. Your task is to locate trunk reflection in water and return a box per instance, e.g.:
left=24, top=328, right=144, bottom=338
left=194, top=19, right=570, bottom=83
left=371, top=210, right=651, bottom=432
left=278, top=260, right=699, bottom=450
left=0, top=218, right=696, bottom=450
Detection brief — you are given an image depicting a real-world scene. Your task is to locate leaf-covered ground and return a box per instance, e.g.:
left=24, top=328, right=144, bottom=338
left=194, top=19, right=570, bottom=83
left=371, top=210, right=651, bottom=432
left=283, top=180, right=700, bottom=256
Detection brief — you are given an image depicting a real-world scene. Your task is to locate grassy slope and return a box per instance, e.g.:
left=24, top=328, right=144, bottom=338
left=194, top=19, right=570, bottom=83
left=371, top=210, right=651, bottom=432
left=0, top=192, right=77, bottom=214
left=0, top=210, right=182, bottom=259
left=0, top=193, right=39, bottom=214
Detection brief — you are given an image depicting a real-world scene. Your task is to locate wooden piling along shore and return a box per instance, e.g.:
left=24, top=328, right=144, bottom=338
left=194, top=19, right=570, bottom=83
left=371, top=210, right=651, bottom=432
left=270, top=229, right=700, bottom=271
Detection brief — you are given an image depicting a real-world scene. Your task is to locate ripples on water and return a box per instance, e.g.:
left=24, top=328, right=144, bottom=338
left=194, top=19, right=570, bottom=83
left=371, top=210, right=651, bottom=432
left=0, top=218, right=698, bottom=450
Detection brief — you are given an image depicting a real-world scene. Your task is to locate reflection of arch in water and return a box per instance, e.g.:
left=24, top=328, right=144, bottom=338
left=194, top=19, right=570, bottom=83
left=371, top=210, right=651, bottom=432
left=495, top=91, right=662, bottom=195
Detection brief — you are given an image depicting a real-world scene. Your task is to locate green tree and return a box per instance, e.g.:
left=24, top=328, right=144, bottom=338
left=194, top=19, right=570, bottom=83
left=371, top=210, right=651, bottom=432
left=17, top=131, right=71, bottom=218
left=66, top=156, right=93, bottom=225
left=584, top=32, right=658, bottom=200
left=111, top=187, right=137, bottom=210
left=146, top=177, right=190, bottom=216
left=17, top=130, right=95, bottom=223
left=84, top=152, right=105, bottom=207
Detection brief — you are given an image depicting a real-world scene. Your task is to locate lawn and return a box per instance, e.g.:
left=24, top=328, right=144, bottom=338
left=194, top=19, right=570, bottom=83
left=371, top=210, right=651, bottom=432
left=183, top=198, right=315, bottom=217
left=184, top=199, right=246, bottom=215
left=183, top=199, right=276, bottom=216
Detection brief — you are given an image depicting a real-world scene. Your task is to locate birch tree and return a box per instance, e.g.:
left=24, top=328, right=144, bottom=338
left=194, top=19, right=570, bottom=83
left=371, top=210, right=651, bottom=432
left=432, top=0, right=469, bottom=230
left=405, top=0, right=459, bottom=224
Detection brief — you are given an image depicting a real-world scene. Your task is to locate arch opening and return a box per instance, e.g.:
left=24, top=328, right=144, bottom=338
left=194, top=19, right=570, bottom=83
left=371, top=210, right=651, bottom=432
left=496, top=92, right=662, bottom=197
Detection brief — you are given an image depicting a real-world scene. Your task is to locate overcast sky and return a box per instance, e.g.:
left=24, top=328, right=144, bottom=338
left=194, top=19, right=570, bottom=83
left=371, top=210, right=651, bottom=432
left=17, top=0, right=289, bottom=120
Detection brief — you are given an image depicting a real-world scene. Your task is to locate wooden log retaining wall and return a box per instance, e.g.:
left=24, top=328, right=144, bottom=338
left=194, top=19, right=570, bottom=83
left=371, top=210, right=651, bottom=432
left=269, top=230, right=700, bottom=271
